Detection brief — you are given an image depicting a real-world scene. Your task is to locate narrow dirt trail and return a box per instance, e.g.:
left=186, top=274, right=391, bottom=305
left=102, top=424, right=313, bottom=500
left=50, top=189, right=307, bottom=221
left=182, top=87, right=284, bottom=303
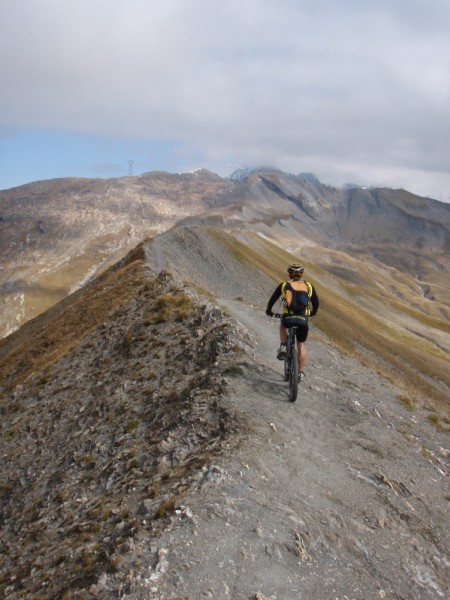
left=154, top=300, right=449, bottom=600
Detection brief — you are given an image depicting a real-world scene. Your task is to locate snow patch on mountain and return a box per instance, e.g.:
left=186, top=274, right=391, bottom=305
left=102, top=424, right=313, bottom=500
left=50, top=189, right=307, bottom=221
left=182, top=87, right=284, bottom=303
left=228, top=166, right=322, bottom=185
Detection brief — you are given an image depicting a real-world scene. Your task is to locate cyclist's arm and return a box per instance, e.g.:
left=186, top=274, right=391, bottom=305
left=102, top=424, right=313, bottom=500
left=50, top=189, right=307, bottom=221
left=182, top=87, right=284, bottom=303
left=310, top=286, right=319, bottom=316
left=266, top=283, right=283, bottom=314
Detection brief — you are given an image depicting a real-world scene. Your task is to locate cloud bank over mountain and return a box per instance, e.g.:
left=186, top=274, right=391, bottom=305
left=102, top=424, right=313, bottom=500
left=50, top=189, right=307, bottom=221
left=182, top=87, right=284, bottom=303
left=1, top=0, right=450, bottom=200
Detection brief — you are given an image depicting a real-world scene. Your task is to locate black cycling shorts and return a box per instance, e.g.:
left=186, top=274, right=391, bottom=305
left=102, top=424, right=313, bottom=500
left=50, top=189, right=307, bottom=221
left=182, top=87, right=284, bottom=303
left=282, top=315, right=309, bottom=343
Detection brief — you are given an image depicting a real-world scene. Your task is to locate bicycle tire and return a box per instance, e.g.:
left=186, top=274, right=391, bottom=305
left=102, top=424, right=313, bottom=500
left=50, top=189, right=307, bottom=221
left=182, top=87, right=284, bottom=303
left=289, top=344, right=299, bottom=402
left=284, top=356, right=289, bottom=381
left=284, top=327, right=293, bottom=382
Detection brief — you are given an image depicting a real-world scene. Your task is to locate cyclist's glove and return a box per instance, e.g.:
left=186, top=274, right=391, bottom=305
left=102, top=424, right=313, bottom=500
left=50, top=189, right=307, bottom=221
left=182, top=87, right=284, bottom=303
left=266, top=309, right=274, bottom=317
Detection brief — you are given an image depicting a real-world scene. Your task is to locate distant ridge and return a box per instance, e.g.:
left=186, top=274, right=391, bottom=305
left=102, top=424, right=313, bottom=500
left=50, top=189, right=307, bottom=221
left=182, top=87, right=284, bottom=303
left=228, top=166, right=321, bottom=185
left=228, top=166, right=282, bottom=181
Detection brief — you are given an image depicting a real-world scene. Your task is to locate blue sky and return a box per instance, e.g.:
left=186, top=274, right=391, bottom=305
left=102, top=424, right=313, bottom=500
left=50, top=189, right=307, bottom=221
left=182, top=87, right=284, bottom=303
left=0, top=131, right=203, bottom=185
left=1, top=0, right=450, bottom=201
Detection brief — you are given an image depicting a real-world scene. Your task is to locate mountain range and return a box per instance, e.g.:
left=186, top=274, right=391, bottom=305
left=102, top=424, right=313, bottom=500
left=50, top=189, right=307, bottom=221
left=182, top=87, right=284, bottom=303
left=1, top=167, right=449, bottom=338
left=1, top=166, right=449, bottom=404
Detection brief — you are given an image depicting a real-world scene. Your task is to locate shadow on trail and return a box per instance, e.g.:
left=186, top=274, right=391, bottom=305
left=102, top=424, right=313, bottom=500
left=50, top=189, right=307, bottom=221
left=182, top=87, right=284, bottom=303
left=249, top=365, right=292, bottom=404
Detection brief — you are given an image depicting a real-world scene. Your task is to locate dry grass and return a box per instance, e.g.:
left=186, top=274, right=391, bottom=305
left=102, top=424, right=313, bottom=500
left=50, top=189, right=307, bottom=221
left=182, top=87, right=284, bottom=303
left=148, top=292, right=195, bottom=324
left=314, top=285, right=450, bottom=409
left=210, top=228, right=295, bottom=281
left=0, top=244, right=148, bottom=393
left=427, top=413, right=450, bottom=432
left=0, top=263, right=243, bottom=598
left=363, top=288, right=450, bottom=335
left=223, top=231, right=450, bottom=412
left=397, top=395, right=417, bottom=412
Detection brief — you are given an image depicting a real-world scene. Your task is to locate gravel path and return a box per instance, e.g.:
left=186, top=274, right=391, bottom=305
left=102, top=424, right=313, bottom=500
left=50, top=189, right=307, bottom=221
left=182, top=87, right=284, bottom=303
left=152, top=299, right=449, bottom=600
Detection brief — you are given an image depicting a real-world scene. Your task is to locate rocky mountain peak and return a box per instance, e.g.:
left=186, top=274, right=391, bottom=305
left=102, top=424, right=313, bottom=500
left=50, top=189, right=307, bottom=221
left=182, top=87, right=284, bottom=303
left=228, top=166, right=283, bottom=181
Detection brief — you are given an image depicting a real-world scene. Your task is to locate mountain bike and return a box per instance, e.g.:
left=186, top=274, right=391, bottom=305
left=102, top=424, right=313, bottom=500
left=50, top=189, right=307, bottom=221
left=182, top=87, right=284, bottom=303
left=273, top=314, right=299, bottom=402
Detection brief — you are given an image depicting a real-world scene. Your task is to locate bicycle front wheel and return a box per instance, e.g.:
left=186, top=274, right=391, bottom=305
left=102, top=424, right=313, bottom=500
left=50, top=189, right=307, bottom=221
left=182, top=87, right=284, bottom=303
left=289, top=345, right=299, bottom=402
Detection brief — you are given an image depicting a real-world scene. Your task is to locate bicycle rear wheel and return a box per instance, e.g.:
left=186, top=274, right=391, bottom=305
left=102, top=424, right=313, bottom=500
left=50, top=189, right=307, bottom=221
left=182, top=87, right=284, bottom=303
left=284, top=356, right=289, bottom=381
left=289, top=344, right=299, bottom=402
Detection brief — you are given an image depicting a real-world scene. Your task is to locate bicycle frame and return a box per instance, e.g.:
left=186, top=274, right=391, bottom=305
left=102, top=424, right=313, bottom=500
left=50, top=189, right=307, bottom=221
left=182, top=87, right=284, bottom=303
left=273, top=314, right=299, bottom=402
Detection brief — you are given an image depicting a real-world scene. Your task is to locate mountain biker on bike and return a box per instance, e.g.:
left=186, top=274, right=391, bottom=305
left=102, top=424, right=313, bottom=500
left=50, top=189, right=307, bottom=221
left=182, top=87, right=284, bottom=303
left=265, top=264, right=319, bottom=382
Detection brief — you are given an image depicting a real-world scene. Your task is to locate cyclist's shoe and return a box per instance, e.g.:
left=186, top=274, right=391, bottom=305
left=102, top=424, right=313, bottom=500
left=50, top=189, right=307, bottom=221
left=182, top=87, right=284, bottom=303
left=277, top=344, right=287, bottom=360
left=299, top=371, right=306, bottom=383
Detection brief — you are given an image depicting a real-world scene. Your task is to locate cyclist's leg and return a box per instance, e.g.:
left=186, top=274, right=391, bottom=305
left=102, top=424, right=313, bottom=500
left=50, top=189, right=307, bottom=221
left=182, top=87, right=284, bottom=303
left=277, top=319, right=288, bottom=360
left=298, top=341, right=306, bottom=371
left=296, top=322, right=309, bottom=372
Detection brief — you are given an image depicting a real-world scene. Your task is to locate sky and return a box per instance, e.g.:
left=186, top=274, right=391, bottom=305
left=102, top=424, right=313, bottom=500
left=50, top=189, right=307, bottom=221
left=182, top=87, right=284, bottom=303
left=1, top=0, right=450, bottom=201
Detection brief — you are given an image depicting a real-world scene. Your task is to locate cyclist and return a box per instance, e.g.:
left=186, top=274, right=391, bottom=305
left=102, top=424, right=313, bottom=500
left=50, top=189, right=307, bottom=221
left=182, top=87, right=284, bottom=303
left=266, top=263, right=319, bottom=382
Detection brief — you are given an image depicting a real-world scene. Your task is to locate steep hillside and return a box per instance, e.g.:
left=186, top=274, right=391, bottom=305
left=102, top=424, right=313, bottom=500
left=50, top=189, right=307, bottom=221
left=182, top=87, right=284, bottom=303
left=0, top=170, right=231, bottom=337
left=0, top=242, right=254, bottom=599
left=2, top=168, right=449, bottom=338
left=1, top=227, right=448, bottom=599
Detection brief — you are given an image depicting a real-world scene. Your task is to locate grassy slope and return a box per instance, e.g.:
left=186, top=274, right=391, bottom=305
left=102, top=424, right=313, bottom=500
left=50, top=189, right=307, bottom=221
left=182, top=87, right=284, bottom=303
left=0, top=245, right=148, bottom=393
left=213, top=229, right=450, bottom=411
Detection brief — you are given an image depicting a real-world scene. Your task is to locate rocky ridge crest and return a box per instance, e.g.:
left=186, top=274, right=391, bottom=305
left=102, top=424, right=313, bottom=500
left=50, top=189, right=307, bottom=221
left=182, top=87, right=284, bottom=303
left=0, top=250, right=254, bottom=599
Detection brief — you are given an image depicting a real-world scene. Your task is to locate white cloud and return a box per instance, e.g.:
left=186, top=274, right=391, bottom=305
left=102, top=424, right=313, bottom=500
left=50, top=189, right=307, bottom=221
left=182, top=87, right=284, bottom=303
left=1, top=0, right=450, bottom=200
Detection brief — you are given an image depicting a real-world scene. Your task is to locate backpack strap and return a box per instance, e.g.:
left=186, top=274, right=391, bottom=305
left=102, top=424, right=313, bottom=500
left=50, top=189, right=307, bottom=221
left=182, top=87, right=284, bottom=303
left=281, top=281, right=292, bottom=314
left=305, top=281, right=313, bottom=315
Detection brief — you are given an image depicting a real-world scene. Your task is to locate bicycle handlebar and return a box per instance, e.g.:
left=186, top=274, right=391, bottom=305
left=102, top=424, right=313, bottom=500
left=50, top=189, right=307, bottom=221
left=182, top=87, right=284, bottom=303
left=268, top=312, right=314, bottom=319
